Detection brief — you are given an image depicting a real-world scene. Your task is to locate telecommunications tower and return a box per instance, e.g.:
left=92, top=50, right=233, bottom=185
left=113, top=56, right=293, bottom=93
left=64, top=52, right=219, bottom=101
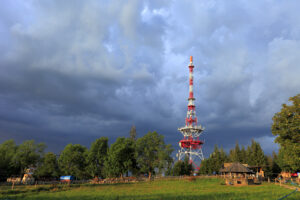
left=177, top=56, right=205, bottom=170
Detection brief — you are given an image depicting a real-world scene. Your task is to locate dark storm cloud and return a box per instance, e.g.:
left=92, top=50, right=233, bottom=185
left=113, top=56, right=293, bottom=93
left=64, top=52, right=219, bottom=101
left=0, top=0, right=299, bottom=156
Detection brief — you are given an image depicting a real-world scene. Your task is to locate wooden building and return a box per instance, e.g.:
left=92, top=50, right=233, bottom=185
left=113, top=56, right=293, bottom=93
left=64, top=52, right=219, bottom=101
left=220, top=162, right=254, bottom=178
left=220, top=162, right=257, bottom=186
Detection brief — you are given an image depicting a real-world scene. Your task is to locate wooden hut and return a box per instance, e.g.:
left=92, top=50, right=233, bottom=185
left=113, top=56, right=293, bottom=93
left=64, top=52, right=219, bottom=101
left=220, top=162, right=256, bottom=186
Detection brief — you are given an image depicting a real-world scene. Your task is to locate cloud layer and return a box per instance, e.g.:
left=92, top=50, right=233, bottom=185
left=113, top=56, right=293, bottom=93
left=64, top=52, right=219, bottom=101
left=1, top=0, right=300, bottom=155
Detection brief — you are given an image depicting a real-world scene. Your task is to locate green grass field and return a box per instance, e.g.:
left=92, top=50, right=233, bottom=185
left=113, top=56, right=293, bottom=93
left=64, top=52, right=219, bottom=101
left=0, top=178, right=299, bottom=200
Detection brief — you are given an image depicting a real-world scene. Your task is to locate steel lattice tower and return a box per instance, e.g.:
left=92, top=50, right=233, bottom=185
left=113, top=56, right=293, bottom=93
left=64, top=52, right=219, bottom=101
left=177, top=56, right=205, bottom=170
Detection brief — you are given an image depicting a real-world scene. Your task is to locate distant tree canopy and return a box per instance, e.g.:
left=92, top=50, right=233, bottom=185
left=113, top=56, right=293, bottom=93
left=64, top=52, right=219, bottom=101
left=58, top=144, right=88, bottom=179
left=104, top=137, right=136, bottom=178
left=12, top=140, right=46, bottom=175
left=87, top=137, right=108, bottom=178
left=3, top=101, right=298, bottom=181
left=0, top=129, right=175, bottom=180
left=272, top=94, right=300, bottom=172
left=35, top=152, right=59, bottom=179
left=246, top=140, right=266, bottom=167
left=172, top=156, right=193, bottom=176
left=199, top=140, right=271, bottom=175
left=0, top=140, right=18, bottom=179
left=136, top=131, right=173, bottom=180
left=198, top=145, right=228, bottom=175
left=0, top=140, right=45, bottom=180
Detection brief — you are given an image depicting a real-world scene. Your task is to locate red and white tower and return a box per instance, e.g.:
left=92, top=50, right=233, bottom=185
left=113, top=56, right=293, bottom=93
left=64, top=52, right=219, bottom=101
left=177, top=56, right=205, bottom=170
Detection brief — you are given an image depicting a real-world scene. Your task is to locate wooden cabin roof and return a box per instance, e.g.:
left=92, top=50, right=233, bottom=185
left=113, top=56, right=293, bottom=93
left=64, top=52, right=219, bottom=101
left=220, top=162, right=253, bottom=173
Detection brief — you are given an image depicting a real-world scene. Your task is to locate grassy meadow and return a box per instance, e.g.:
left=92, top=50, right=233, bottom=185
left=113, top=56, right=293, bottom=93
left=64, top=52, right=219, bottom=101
left=0, top=178, right=299, bottom=200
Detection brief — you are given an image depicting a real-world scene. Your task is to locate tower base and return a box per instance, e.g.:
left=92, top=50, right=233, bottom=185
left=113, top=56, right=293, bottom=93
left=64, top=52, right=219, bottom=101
left=176, top=147, right=204, bottom=171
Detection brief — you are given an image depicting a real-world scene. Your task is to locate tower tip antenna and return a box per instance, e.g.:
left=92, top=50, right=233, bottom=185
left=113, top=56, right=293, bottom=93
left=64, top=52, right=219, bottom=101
left=190, top=56, right=193, bottom=63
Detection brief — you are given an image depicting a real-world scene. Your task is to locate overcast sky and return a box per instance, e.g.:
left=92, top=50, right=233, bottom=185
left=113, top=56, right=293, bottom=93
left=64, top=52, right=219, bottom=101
left=1, top=0, right=300, bottom=156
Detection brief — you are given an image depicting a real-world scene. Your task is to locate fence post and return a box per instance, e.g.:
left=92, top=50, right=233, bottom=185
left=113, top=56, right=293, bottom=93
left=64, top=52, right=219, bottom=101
left=11, top=181, right=15, bottom=190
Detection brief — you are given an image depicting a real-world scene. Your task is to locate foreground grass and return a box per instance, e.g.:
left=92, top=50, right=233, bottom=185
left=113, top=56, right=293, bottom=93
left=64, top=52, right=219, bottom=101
left=1, top=178, right=299, bottom=200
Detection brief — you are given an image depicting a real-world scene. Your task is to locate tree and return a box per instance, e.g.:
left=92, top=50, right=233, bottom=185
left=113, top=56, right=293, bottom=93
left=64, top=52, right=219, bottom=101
left=271, top=151, right=281, bottom=177
left=245, top=146, right=252, bottom=165
left=247, top=140, right=266, bottom=167
left=240, top=146, right=247, bottom=163
left=129, top=125, right=137, bottom=141
left=229, top=142, right=241, bottom=162
left=172, top=156, right=193, bottom=176
left=0, top=140, right=18, bottom=179
left=199, top=145, right=228, bottom=175
left=272, top=94, right=300, bottom=172
left=58, top=144, right=88, bottom=179
left=220, top=147, right=229, bottom=164
left=136, top=131, right=173, bottom=180
left=264, top=155, right=273, bottom=178
left=159, top=144, right=173, bottom=175
left=87, top=137, right=108, bottom=178
left=35, top=152, right=60, bottom=179
left=104, top=138, right=136, bottom=178
left=198, top=159, right=212, bottom=175
left=12, top=140, right=46, bottom=175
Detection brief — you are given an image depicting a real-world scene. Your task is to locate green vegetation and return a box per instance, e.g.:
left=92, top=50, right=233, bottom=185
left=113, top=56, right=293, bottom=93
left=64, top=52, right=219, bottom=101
left=0, top=139, right=45, bottom=180
left=86, top=137, right=108, bottom=178
left=129, top=125, right=137, bottom=141
left=136, top=131, right=173, bottom=180
left=1, top=178, right=299, bottom=200
left=272, top=93, right=300, bottom=172
left=0, top=93, right=299, bottom=183
left=105, top=137, right=136, bottom=178
left=58, top=144, right=88, bottom=179
left=198, top=140, right=273, bottom=176
left=172, top=156, right=193, bottom=176
left=35, top=152, right=60, bottom=178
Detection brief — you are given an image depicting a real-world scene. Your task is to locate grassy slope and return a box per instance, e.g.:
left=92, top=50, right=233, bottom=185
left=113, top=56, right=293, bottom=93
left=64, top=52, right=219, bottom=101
left=1, top=178, right=299, bottom=200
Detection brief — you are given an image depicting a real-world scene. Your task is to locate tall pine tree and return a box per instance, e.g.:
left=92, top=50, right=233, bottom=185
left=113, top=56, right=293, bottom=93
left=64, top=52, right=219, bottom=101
left=129, top=125, right=137, bottom=141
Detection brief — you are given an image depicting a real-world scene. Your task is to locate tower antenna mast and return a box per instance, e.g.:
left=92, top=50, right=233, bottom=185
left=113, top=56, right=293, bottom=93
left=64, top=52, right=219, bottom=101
left=177, top=56, right=205, bottom=170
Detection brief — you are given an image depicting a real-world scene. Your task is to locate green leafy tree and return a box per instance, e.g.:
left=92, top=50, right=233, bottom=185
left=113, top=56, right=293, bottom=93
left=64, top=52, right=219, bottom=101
left=136, top=131, right=173, bottom=180
left=172, top=156, right=193, bottom=176
left=35, top=152, right=60, bottom=179
left=172, top=161, right=184, bottom=176
left=160, top=144, right=174, bottom=175
left=199, top=145, right=228, bottom=175
left=58, top=144, right=88, bottom=179
left=12, top=140, right=46, bottom=175
left=129, top=125, right=137, bottom=141
left=87, top=137, right=108, bottom=178
left=272, top=94, right=300, bottom=172
left=0, top=140, right=18, bottom=179
left=198, top=159, right=212, bottom=175
left=104, top=138, right=136, bottom=178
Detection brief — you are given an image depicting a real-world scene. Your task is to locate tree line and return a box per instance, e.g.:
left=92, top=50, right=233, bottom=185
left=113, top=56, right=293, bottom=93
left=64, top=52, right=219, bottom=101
left=0, top=136, right=286, bottom=181
left=0, top=94, right=298, bottom=180
left=199, top=94, right=300, bottom=176
left=0, top=130, right=173, bottom=181
left=198, top=140, right=281, bottom=177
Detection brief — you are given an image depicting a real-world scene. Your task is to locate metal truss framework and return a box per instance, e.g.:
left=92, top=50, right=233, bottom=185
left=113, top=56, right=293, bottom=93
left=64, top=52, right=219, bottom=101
left=176, top=56, right=205, bottom=171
